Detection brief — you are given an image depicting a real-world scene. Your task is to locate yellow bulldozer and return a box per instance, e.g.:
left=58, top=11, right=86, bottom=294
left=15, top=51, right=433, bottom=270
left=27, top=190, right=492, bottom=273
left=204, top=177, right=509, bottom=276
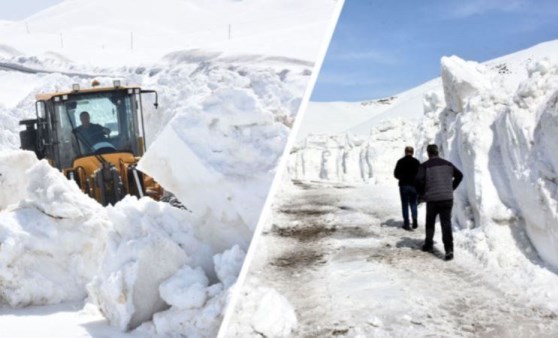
left=19, top=81, right=163, bottom=206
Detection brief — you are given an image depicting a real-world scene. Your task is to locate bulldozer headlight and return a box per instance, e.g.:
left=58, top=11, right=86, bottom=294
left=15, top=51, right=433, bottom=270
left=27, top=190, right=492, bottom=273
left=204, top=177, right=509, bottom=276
left=134, top=88, right=140, bottom=94
left=113, top=80, right=121, bottom=88
left=54, top=96, right=60, bottom=102
left=62, top=95, right=68, bottom=100
left=72, top=83, right=80, bottom=92
left=127, top=88, right=133, bottom=94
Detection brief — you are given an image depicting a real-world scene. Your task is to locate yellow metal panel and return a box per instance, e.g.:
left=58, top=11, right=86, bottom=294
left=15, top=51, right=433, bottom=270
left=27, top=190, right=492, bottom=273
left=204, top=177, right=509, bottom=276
left=35, top=85, right=142, bottom=101
left=71, top=152, right=137, bottom=177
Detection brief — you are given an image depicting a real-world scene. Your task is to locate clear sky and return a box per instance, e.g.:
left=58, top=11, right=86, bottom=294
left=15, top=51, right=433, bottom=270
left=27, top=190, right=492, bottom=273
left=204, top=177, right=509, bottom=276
left=312, top=0, right=558, bottom=102
left=0, top=0, right=62, bottom=20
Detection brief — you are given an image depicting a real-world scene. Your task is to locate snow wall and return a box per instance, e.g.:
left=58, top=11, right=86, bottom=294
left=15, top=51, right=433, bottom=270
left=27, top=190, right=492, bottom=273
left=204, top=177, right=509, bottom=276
left=288, top=118, right=417, bottom=185
left=425, top=56, right=558, bottom=269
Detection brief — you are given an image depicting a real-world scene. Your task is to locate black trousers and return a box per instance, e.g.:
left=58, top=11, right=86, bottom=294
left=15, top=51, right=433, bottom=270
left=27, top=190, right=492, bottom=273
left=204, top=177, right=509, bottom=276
left=424, top=200, right=453, bottom=253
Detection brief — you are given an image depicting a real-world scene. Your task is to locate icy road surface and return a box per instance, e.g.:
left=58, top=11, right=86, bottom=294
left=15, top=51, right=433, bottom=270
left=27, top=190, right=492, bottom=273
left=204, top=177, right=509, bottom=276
left=233, top=181, right=558, bottom=337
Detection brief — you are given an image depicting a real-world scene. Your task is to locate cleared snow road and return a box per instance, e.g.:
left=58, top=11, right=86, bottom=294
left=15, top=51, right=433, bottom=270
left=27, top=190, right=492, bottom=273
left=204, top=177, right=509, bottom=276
left=248, top=181, right=558, bottom=337
left=0, top=61, right=116, bottom=78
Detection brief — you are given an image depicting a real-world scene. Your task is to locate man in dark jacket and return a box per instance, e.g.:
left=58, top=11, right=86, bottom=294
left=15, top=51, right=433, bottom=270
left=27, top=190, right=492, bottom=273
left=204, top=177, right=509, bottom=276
left=415, top=144, right=463, bottom=261
left=74, top=111, right=110, bottom=149
left=394, top=146, right=420, bottom=230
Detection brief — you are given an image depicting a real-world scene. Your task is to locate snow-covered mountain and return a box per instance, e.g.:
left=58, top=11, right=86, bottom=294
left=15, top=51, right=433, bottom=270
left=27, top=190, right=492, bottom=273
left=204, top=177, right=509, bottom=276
left=290, top=38, right=558, bottom=295
left=0, top=0, right=341, bottom=337
left=0, top=0, right=335, bottom=66
left=300, top=39, right=558, bottom=140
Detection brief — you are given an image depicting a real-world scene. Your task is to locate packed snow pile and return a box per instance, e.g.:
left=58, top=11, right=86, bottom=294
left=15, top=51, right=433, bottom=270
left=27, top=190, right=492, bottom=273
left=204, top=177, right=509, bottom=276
left=0, top=0, right=339, bottom=336
left=0, top=155, right=108, bottom=307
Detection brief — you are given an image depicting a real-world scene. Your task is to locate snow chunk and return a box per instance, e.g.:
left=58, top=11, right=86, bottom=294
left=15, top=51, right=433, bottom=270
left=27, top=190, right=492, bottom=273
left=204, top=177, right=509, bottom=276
left=159, top=266, right=209, bottom=309
left=214, top=244, right=246, bottom=288
left=26, top=160, right=102, bottom=218
left=87, top=231, right=188, bottom=330
left=441, top=55, right=491, bottom=113
left=250, top=287, right=298, bottom=337
left=147, top=246, right=245, bottom=338
left=227, top=282, right=298, bottom=337
left=0, top=150, right=37, bottom=209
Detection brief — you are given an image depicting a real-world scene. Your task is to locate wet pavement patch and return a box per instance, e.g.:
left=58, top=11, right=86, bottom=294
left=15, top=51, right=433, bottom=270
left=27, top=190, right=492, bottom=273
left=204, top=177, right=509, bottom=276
left=332, top=226, right=377, bottom=239
left=271, top=249, right=326, bottom=269
left=277, top=208, right=332, bottom=216
left=273, top=225, right=336, bottom=242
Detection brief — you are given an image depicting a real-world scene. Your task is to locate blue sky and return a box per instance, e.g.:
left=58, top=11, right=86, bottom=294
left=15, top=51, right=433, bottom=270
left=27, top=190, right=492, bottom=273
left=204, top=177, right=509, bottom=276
left=0, top=0, right=62, bottom=20
left=312, top=0, right=558, bottom=102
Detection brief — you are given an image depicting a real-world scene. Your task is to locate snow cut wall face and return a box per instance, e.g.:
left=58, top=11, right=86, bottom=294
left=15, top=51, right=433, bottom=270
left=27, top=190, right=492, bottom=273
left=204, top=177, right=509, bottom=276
left=424, top=55, right=558, bottom=268
left=288, top=119, right=417, bottom=184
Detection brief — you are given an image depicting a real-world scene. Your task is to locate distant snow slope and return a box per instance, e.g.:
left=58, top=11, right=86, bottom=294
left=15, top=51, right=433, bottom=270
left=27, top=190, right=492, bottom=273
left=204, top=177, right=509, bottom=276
left=301, top=39, right=558, bottom=140
left=290, top=39, right=558, bottom=274
left=0, top=0, right=340, bottom=336
left=0, top=0, right=336, bottom=66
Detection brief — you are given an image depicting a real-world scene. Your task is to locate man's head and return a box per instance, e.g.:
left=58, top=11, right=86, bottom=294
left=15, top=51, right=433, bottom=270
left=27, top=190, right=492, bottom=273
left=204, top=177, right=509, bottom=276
left=79, top=111, right=90, bottom=127
left=404, top=146, right=414, bottom=156
left=426, top=144, right=439, bottom=158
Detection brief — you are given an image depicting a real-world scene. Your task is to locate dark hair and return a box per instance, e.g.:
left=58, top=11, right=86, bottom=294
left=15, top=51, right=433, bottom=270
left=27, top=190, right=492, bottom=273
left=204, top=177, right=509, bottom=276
left=427, top=144, right=439, bottom=156
left=404, top=146, right=414, bottom=155
left=80, top=111, right=89, bottom=117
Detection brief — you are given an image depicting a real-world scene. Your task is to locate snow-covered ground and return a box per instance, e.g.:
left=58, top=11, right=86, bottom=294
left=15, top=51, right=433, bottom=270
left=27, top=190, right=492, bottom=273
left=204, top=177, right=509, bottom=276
left=0, top=0, right=341, bottom=336
left=225, top=39, right=558, bottom=336
left=226, top=181, right=558, bottom=337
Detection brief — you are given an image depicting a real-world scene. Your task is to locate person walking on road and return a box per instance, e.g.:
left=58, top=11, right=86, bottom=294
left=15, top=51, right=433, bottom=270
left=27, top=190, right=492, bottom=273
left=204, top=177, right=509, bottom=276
left=394, top=146, right=420, bottom=231
left=415, top=144, right=463, bottom=261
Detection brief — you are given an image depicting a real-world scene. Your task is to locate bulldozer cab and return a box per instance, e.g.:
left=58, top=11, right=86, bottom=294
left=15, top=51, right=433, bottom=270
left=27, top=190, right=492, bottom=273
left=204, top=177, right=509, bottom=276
left=26, top=83, right=156, bottom=169
left=20, top=82, right=161, bottom=205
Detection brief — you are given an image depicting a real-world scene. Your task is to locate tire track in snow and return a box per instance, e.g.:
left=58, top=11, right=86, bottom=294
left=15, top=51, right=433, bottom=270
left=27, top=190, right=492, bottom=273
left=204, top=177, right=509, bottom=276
left=256, top=181, right=558, bottom=337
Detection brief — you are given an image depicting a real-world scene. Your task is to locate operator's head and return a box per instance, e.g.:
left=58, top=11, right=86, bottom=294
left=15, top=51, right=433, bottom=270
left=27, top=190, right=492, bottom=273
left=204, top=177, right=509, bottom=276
left=427, top=144, right=439, bottom=158
left=79, top=111, right=90, bottom=127
left=404, top=146, right=414, bottom=155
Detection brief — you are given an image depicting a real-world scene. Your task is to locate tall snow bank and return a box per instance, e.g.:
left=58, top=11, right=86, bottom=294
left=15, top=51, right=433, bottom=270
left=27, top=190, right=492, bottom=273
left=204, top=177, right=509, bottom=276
left=496, top=59, right=558, bottom=267
left=0, top=159, right=108, bottom=306
left=422, top=55, right=558, bottom=269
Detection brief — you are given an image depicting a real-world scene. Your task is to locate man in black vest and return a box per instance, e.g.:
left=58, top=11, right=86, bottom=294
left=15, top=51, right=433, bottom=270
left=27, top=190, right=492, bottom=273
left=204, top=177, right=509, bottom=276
left=393, top=146, right=420, bottom=231
left=415, top=144, right=463, bottom=261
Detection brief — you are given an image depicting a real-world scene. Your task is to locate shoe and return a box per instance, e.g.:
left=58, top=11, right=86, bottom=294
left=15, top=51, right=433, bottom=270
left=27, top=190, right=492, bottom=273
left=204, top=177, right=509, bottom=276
left=445, top=252, right=454, bottom=261
left=412, top=218, right=418, bottom=229
left=421, top=244, right=433, bottom=252
left=402, top=225, right=412, bottom=231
